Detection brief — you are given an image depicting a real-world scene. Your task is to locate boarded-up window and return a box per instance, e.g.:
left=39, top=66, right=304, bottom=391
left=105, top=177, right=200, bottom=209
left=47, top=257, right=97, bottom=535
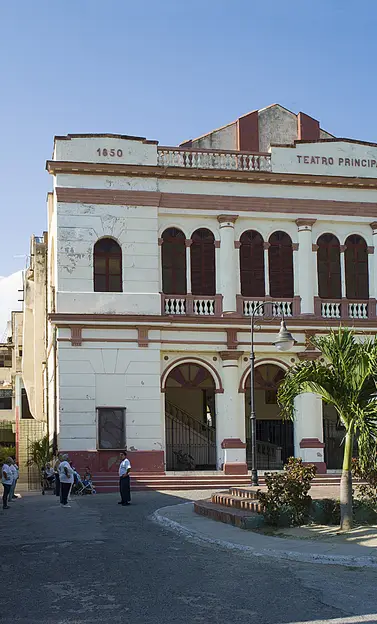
left=162, top=228, right=187, bottom=294
left=317, top=234, right=341, bottom=299
left=97, top=408, right=125, bottom=449
left=268, top=231, right=294, bottom=298
left=94, top=238, right=122, bottom=292
left=191, top=229, right=216, bottom=296
left=345, top=235, right=369, bottom=300
left=240, top=230, right=265, bottom=297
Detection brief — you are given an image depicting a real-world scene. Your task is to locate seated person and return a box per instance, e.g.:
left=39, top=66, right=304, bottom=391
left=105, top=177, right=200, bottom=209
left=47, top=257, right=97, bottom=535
left=82, top=467, right=92, bottom=486
left=44, top=464, right=55, bottom=483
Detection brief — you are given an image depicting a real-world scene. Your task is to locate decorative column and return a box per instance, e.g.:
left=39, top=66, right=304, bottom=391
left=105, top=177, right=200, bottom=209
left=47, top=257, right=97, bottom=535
left=216, top=351, right=247, bottom=474
left=217, top=215, right=238, bottom=314
left=293, top=356, right=326, bottom=472
left=369, top=222, right=377, bottom=304
left=295, top=219, right=316, bottom=314
left=185, top=239, right=192, bottom=294
left=340, top=244, right=347, bottom=299
left=263, top=242, right=270, bottom=296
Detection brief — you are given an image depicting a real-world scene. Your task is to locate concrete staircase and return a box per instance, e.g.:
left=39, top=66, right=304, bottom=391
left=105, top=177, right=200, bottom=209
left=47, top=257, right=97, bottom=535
left=93, top=472, right=342, bottom=493
left=194, top=487, right=263, bottom=529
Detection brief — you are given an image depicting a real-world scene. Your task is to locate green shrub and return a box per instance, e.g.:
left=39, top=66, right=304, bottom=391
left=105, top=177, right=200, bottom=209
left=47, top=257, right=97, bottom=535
left=258, top=458, right=317, bottom=527
left=0, top=446, right=16, bottom=465
left=310, top=498, right=340, bottom=525
left=352, top=457, right=377, bottom=507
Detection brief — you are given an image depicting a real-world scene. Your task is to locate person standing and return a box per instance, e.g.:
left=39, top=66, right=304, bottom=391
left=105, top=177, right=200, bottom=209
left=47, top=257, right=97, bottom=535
left=1, top=458, right=13, bottom=510
left=9, top=459, right=18, bottom=502
left=53, top=453, right=61, bottom=497
left=58, top=454, right=74, bottom=508
left=118, top=451, right=131, bottom=506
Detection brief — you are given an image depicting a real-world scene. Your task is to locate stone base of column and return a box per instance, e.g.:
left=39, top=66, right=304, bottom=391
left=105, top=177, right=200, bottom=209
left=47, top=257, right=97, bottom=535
left=299, top=438, right=326, bottom=474
left=223, top=462, right=248, bottom=475
left=221, top=438, right=247, bottom=475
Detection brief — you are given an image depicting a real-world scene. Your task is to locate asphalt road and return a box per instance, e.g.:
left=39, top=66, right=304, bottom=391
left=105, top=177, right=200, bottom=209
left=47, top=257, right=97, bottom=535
left=2, top=489, right=377, bottom=624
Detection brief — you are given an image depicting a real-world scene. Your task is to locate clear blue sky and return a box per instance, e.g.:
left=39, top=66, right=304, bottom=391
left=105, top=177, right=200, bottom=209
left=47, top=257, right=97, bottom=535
left=1, top=0, right=377, bottom=275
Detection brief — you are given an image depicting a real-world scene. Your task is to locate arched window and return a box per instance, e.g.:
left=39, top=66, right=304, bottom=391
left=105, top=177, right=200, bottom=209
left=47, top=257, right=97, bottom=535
left=240, top=230, right=265, bottom=297
left=268, top=231, right=294, bottom=298
left=94, top=238, right=122, bottom=292
left=191, top=229, right=216, bottom=296
left=345, top=235, right=369, bottom=299
left=317, top=234, right=341, bottom=299
left=161, top=228, right=187, bottom=295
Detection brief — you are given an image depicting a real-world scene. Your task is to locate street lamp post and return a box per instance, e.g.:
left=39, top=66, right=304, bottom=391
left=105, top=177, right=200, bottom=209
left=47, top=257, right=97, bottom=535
left=249, top=303, right=295, bottom=487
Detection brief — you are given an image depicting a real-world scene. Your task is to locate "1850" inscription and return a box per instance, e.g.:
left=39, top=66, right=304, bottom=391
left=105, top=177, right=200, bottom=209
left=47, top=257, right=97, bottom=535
left=96, top=148, right=123, bottom=157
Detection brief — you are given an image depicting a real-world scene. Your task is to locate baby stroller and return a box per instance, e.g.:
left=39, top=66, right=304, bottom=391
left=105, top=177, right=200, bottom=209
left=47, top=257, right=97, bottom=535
left=75, top=478, right=96, bottom=495
left=72, top=469, right=96, bottom=496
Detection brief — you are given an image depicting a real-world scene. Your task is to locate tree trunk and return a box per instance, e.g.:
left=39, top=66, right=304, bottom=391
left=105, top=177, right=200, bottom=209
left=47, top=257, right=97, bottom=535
left=340, top=430, right=353, bottom=531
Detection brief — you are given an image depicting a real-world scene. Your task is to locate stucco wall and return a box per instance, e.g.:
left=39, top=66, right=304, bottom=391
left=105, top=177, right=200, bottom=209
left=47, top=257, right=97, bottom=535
left=189, top=123, right=237, bottom=151
left=258, top=105, right=298, bottom=152
left=57, top=334, right=162, bottom=453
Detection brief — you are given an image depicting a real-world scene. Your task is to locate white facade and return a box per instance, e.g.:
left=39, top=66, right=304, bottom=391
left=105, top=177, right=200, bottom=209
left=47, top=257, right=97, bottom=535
left=40, top=106, right=377, bottom=475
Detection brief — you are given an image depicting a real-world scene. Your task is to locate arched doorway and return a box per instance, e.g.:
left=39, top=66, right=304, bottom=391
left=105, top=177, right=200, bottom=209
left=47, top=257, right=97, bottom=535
left=244, top=364, right=294, bottom=469
left=164, top=362, right=216, bottom=471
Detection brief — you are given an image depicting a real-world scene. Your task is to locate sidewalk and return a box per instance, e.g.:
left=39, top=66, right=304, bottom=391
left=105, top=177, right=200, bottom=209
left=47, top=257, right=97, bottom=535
left=152, top=501, right=377, bottom=569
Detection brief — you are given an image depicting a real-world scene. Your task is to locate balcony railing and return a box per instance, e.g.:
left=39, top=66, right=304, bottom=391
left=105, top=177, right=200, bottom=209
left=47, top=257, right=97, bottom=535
left=162, top=294, right=223, bottom=317
left=157, top=147, right=271, bottom=172
left=237, top=296, right=301, bottom=318
left=315, top=298, right=375, bottom=320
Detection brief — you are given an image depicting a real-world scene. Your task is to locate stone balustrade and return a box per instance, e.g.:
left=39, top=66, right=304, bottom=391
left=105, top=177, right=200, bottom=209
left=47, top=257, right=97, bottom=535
left=315, top=298, right=375, bottom=320
left=157, top=147, right=271, bottom=172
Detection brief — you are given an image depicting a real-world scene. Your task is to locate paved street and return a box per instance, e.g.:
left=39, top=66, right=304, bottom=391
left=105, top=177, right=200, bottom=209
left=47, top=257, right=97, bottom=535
left=2, top=490, right=377, bottom=624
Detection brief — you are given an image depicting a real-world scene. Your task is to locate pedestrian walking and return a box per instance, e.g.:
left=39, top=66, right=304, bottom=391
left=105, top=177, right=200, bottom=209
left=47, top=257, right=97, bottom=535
left=118, top=451, right=131, bottom=506
left=9, top=459, right=18, bottom=502
left=58, top=454, right=74, bottom=508
left=1, top=458, right=13, bottom=510
left=53, top=453, right=61, bottom=497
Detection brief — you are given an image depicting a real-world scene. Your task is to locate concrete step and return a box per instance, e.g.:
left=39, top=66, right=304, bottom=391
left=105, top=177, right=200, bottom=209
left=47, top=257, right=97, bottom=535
left=211, top=492, right=263, bottom=513
left=193, top=498, right=262, bottom=530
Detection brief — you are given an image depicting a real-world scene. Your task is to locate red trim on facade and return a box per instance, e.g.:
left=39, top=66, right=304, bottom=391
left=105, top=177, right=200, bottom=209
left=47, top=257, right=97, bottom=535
left=299, top=438, right=325, bottom=449
left=238, top=358, right=289, bottom=392
left=223, top=462, right=248, bottom=475
left=70, top=325, right=83, bottom=346
left=161, top=357, right=224, bottom=393
left=303, top=461, right=326, bottom=474
left=63, top=450, right=165, bottom=474
left=297, top=112, right=320, bottom=141
left=221, top=438, right=247, bottom=449
left=237, top=110, right=259, bottom=152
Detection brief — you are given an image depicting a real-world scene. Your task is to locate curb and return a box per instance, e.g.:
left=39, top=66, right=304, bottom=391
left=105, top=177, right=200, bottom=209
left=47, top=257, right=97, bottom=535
left=151, top=502, right=377, bottom=569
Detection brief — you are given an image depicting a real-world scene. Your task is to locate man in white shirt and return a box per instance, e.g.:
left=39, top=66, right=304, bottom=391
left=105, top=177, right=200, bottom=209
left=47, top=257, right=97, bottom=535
left=118, top=451, right=131, bottom=506
left=1, top=458, right=13, bottom=510
left=58, top=454, right=74, bottom=508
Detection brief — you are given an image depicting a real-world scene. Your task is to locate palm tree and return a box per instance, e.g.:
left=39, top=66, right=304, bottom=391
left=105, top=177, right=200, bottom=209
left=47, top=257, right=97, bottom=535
left=27, top=435, right=54, bottom=472
left=277, top=328, right=377, bottom=531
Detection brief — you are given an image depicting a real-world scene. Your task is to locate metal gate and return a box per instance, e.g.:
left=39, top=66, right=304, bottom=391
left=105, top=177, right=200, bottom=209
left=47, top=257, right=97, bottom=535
left=165, top=401, right=216, bottom=470
left=247, top=420, right=294, bottom=470
left=323, top=417, right=359, bottom=469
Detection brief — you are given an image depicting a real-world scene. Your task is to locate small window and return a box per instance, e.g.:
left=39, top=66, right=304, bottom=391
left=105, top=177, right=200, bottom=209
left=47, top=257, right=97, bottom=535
left=19, top=349, right=22, bottom=357
left=0, top=355, right=11, bottom=368
left=97, top=408, right=126, bottom=449
left=0, top=397, right=12, bottom=410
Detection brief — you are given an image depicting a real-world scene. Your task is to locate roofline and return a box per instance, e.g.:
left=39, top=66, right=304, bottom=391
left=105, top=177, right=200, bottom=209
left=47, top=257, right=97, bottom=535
left=54, top=133, right=159, bottom=145
left=271, top=137, right=377, bottom=149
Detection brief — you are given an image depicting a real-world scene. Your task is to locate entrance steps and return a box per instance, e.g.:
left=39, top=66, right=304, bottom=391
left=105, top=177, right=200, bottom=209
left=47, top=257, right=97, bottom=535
left=92, top=472, right=342, bottom=493
left=194, top=488, right=263, bottom=529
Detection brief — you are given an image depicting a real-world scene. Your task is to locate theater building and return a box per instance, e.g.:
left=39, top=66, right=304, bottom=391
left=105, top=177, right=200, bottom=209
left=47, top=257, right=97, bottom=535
left=41, top=103, right=377, bottom=476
